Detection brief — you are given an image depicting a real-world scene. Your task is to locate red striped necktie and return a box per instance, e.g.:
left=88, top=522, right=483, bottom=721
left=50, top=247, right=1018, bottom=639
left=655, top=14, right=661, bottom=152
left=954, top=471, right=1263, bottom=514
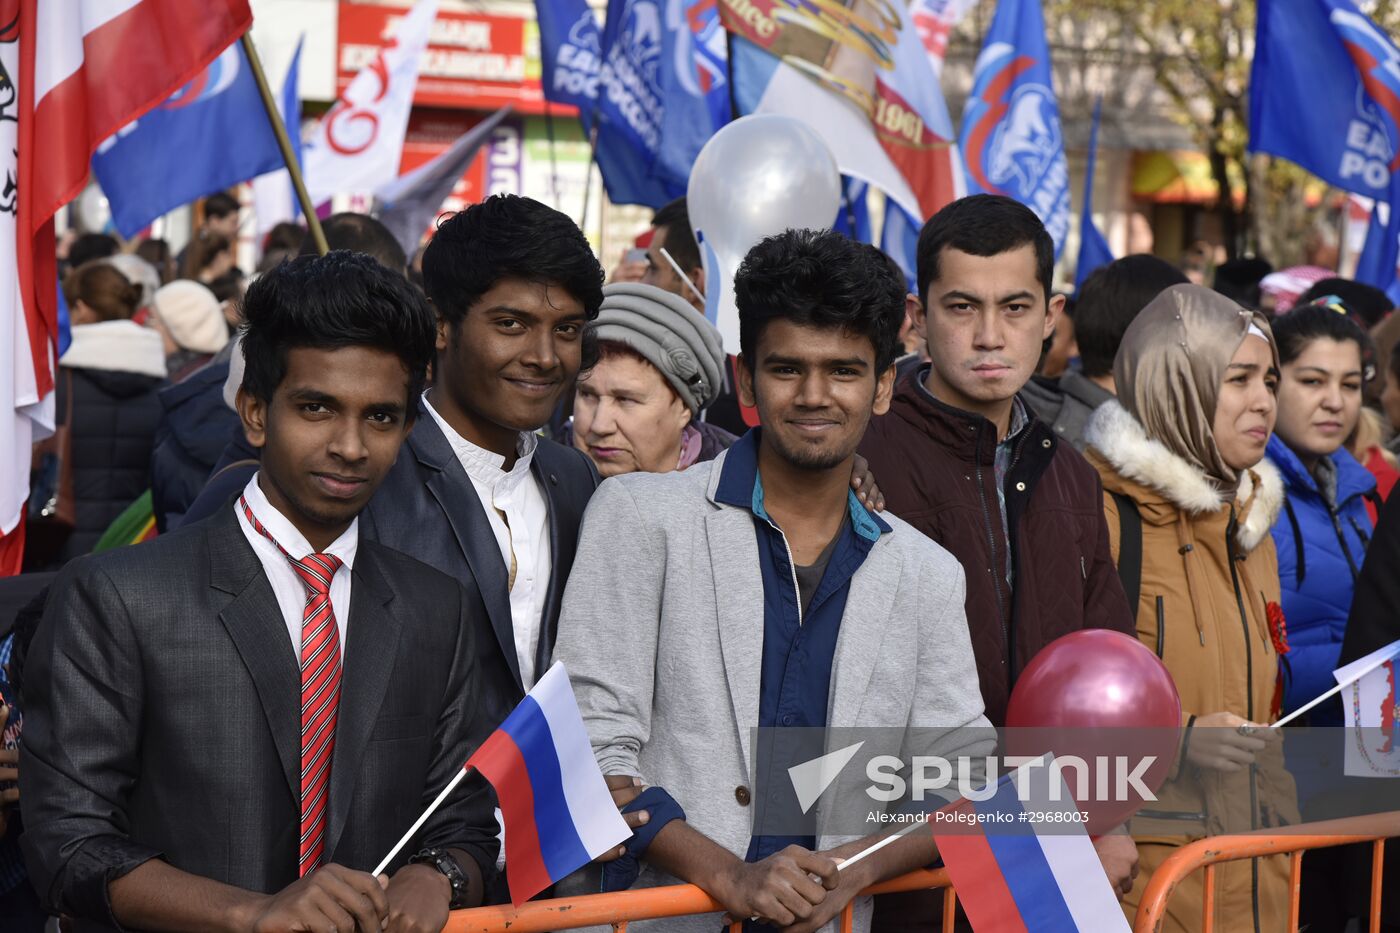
left=239, top=495, right=345, bottom=877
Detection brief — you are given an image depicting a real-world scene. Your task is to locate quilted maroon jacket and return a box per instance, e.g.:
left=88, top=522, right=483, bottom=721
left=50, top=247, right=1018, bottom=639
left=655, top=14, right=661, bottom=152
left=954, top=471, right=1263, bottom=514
left=859, top=368, right=1133, bottom=725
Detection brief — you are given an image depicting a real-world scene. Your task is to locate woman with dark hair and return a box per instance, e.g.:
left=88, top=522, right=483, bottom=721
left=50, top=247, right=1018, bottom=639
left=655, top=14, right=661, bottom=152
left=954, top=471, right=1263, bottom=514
left=1265, top=298, right=1375, bottom=724
left=35, top=262, right=167, bottom=567
left=1264, top=298, right=1382, bottom=933
left=1084, top=283, right=1295, bottom=932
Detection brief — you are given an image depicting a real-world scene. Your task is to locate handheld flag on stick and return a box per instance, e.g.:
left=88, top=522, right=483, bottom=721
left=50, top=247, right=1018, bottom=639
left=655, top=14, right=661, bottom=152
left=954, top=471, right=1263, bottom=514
left=934, top=757, right=1130, bottom=932
left=1272, top=636, right=1400, bottom=730
left=1333, top=639, right=1400, bottom=777
left=372, top=663, right=630, bottom=905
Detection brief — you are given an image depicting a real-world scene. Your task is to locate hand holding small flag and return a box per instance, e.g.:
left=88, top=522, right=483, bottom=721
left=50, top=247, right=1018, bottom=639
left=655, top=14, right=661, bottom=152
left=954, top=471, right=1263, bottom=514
left=372, top=662, right=631, bottom=905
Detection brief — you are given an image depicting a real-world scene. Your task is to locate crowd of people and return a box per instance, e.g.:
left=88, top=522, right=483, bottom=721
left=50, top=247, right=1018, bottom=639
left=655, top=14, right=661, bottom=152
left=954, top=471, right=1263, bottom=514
left=0, top=189, right=1397, bottom=933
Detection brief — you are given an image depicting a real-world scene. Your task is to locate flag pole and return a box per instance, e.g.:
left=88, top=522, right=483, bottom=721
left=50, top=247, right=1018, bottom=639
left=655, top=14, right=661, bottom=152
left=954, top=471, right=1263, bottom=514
left=372, top=766, right=474, bottom=876
left=1270, top=647, right=1399, bottom=729
left=835, top=817, right=925, bottom=873
left=240, top=32, right=328, bottom=256
left=544, top=100, right=563, bottom=211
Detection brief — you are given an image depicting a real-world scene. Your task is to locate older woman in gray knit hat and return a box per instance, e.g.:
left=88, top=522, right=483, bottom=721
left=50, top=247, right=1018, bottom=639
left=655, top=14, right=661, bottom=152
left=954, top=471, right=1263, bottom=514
left=572, top=282, right=734, bottom=476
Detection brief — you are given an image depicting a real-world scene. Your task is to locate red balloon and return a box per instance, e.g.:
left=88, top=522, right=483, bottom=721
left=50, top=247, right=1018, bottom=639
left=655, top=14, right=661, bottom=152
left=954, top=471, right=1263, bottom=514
left=1005, top=629, right=1182, bottom=836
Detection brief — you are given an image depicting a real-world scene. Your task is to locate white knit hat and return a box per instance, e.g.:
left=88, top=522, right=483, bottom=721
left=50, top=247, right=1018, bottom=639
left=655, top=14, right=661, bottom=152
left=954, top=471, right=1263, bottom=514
left=152, top=280, right=229, bottom=354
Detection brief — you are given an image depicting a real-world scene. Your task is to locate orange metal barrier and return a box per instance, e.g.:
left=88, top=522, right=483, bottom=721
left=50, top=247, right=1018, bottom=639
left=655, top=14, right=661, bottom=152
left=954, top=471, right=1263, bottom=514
left=444, top=814, right=1400, bottom=933
left=445, top=867, right=955, bottom=933
left=1132, top=812, right=1400, bottom=933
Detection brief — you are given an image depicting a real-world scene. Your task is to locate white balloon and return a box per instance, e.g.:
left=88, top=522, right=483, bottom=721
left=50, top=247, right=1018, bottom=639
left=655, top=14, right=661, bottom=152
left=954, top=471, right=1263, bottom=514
left=76, top=184, right=113, bottom=235
left=687, top=114, right=841, bottom=353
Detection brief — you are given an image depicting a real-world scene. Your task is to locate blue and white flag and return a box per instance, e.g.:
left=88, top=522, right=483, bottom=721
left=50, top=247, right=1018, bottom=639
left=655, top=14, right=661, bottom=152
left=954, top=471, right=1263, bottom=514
left=958, top=0, right=1071, bottom=256
left=882, top=204, right=921, bottom=294
left=592, top=0, right=714, bottom=207
left=1075, top=97, right=1114, bottom=289
left=93, top=40, right=285, bottom=238
left=536, top=0, right=603, bottom=113
left=1251, top=0, right=1400, bottom=293
left=832, top=178, right=873, bottom=244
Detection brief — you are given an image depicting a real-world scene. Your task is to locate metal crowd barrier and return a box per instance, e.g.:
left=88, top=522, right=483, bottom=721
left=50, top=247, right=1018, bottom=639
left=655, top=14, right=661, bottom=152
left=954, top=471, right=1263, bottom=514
left=1132, top=812, right=1400, bottom=933
left=445, top=813, right=1400, bottom=932
left=446, top=868, right=956, bottom=932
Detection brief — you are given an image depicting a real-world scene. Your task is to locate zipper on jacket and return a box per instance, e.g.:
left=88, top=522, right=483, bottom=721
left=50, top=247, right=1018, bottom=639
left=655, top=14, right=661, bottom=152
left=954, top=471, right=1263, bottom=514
left=974, top=456, right=1008, bottom=661
left=1155, top=596, right=1165, bottom=658
left=1226, top=510, right=1255, bottom=723
left=1327, top=504, right=1361, bottom=580
left=1227, top=508, right=1264, bottom=933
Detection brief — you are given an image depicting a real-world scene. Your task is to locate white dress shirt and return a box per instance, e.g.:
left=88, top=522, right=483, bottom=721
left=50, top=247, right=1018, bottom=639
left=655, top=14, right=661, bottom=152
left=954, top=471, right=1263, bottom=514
left=424, top=393, right=552, bottom=689
left=235, top=474, right=357, bottom=656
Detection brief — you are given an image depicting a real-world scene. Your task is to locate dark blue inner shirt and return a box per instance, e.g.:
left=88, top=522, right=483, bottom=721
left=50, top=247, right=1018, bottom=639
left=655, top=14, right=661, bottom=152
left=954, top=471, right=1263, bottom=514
left=712, top=430, right=889, bottom=869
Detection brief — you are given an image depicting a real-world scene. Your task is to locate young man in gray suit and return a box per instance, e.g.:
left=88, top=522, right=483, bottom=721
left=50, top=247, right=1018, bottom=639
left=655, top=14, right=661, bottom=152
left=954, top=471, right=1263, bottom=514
left=556, top=230, right=994, bottom=933
left=21, top=253, right=498, bottom=932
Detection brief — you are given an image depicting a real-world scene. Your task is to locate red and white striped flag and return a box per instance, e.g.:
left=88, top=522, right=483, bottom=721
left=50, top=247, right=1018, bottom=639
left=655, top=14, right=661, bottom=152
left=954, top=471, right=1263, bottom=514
left=0, top=0, right=252, bottom=572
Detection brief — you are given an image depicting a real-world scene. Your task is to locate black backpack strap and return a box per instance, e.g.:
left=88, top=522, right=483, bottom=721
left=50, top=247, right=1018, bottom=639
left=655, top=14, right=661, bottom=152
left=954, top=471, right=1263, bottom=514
left=1110, top=491, right=1142, bottom=623
left=1364, top=487, right=1384, bottom=517
left=1283, top=497, right=1306, bottom=586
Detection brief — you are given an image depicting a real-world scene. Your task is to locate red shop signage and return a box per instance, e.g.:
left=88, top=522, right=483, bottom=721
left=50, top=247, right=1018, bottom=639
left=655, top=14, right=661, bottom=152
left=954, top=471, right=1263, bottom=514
left=337, top=2, right=551, bottom=113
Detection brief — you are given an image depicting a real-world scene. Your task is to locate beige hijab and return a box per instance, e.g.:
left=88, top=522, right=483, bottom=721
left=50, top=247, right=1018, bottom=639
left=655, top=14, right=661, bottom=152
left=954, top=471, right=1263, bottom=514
left=1114, top=283, right=1279, bottom=489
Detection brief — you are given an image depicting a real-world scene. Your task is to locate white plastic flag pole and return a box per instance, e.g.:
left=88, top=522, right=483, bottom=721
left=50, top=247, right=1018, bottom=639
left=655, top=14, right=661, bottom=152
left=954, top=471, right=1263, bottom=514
left=834, top=816, right=925, bottom=872
left=372, top=766, right=473, bottom=876
left=1271, top=647, right=1399, bottom=729
left=659, top=247, right=707, bottom=304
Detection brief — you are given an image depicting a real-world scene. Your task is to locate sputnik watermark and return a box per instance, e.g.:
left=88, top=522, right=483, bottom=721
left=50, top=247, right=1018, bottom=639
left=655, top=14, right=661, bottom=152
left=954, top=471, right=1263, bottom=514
left=863, top=754, right=1159, bottom=804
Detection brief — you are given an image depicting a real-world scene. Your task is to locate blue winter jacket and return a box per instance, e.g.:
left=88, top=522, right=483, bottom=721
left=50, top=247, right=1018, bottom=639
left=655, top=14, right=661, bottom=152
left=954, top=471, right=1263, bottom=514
left=1267, top=434, right=1376, bottom=726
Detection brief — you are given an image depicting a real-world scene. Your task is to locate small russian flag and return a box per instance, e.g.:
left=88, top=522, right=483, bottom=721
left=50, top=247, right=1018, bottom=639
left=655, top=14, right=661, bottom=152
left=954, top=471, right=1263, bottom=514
left=934, top=758, right=1130, bottom=932
left=467, top=662, right=632, bottom=905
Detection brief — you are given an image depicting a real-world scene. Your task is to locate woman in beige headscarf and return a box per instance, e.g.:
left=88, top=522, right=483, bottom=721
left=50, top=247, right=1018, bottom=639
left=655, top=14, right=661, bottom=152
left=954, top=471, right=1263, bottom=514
left=1084, top=283, right=1298, bottom=932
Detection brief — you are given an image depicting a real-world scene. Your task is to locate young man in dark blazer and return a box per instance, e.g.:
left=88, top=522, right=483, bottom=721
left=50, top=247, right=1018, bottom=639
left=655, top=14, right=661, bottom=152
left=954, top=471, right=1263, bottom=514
left=20, top=252, right=498, bottom=932
left=362, top=194, right=604, bottom=734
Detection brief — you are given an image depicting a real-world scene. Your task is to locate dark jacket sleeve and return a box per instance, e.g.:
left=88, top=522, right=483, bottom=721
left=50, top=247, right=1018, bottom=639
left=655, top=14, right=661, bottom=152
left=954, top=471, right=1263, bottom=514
left=1083, top=471, right=1136, bottom=635
left=417, top=580, right=501, bottom=885
left=1341, top=484, right=1400, bottom=664
left=18, top=558, right=162, bottom=925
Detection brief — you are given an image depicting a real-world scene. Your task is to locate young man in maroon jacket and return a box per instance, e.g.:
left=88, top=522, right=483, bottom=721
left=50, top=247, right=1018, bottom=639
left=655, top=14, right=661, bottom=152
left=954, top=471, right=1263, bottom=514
left=858, top=195, right=1138, bottom=922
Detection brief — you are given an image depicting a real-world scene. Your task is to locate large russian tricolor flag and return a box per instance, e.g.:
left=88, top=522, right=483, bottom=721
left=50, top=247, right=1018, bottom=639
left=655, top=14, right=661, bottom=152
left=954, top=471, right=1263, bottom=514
left=934, top=759, right=1130, bottom=932
left=467, top=662, right=631, bottom=905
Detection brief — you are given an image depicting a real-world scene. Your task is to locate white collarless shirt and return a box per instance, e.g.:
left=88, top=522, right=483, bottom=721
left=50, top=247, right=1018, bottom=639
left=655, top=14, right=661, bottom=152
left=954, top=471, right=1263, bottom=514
left=423, top=393, right=552, bottom=689
left=235, top=474, right=357, bottom=656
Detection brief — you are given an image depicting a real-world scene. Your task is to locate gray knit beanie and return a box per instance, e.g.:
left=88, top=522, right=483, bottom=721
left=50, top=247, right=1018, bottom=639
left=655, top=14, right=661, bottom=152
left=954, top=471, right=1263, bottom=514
left=590, top=282, right=726, bottom=415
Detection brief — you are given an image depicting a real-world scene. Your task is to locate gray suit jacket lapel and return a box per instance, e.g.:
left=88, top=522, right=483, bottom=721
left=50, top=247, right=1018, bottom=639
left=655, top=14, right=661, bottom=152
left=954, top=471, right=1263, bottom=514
left=828, top=537, right=901, bottom=731
left=325, top=548, right=402, bottom=858
left=210, top=507, right=302, bottom=803
left=704, top=472, right=764, bottom=781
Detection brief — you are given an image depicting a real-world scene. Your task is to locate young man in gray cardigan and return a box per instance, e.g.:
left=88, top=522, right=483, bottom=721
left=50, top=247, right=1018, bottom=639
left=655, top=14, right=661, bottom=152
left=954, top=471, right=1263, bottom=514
left=555, top=230, right=994, bottom=933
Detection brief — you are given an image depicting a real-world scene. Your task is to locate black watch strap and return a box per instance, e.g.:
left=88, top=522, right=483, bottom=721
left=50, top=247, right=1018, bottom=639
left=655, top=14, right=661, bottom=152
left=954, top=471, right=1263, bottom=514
left=410, top=847, right=470, bottom=909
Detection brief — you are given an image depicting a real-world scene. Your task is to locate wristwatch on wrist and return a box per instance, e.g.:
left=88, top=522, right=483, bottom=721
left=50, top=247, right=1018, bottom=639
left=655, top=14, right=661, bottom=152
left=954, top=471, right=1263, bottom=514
left=410, top=847, right=470, bottom=909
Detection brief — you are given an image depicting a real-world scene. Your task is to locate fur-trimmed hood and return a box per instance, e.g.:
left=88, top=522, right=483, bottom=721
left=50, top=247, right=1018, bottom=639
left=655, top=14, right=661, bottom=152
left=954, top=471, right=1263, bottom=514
left=1086, top=399, right=1284, bottom=553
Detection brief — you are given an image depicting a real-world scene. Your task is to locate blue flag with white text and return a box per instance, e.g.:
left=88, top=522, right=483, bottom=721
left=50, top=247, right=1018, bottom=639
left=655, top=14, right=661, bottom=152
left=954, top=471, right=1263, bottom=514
left=958, top=0, right=1070, bottom=256
left=1251, top=0, right=1400, bottom=292
left=593, top=0, right=715, bottom=207
left=536, top=0, right=602, bottom=114
left=92, top=41, right=286, bottom=238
